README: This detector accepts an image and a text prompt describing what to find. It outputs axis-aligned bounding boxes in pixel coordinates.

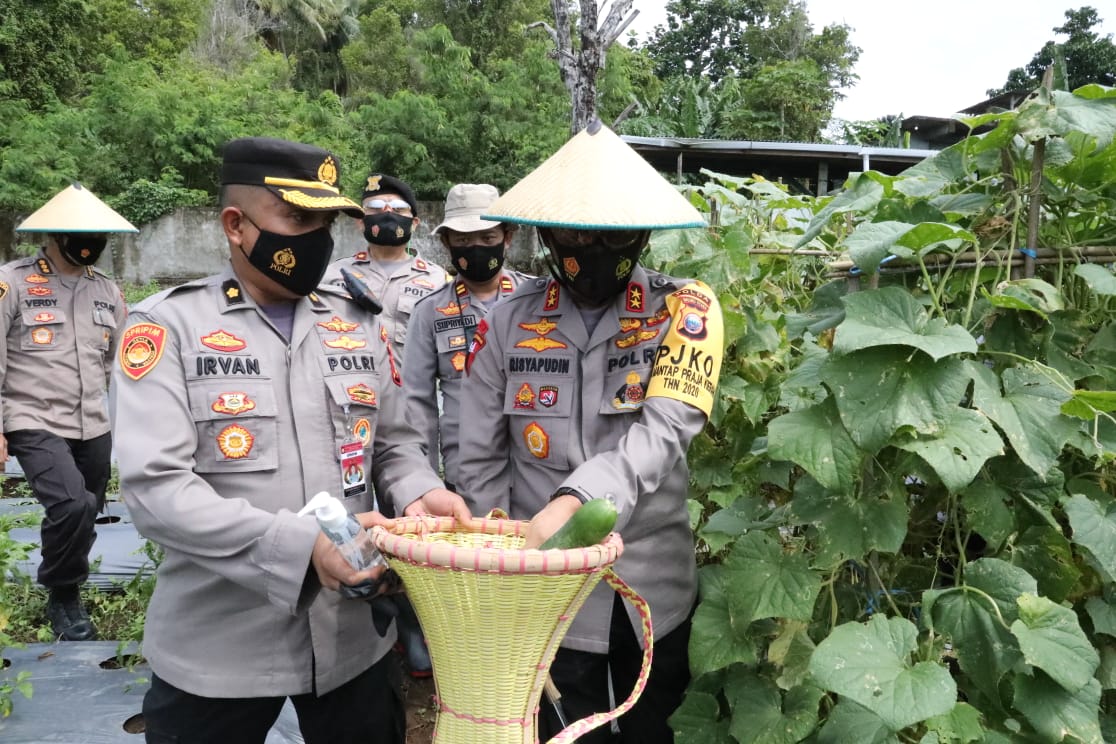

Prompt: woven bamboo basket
[372,514,652,744]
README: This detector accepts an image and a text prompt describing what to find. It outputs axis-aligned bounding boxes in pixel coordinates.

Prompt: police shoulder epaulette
[3,255,38,273]
[647,270,690,292]
[413,282,451,308]
[131,280,203,314]
[524,277,550,294]
[313,282,350,300]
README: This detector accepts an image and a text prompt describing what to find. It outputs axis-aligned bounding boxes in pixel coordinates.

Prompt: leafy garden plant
[0,508,40,717]
[657,85,1116,743]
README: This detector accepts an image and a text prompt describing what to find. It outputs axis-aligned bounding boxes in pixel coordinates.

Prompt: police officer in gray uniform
[110,137,469,744]
[403,183,532,491]
[323,174,446,368]
[1,184,134,641]
[458,122,724,743]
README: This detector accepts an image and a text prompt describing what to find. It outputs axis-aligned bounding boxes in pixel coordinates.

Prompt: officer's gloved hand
[338,569,403,636]
[369,595,401,636]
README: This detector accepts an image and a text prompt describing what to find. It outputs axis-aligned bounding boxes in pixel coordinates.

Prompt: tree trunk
[533,1,638,136]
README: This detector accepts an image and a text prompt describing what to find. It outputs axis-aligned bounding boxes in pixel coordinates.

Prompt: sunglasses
[363,198,412,213]
[547,227,648,251]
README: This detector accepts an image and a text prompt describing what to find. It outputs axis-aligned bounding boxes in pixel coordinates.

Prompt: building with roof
[622,91,1036,195]
[902,90,1032,150]
[621,135,937,196]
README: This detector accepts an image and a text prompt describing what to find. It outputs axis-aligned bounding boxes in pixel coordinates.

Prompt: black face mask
[60,235,108,267]
[240,214,334,297]
[545,239,645,307]
[363,213,412,246]
[450,244,504,282]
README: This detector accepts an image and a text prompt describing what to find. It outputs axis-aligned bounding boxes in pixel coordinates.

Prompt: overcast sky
[626,0,1116,122]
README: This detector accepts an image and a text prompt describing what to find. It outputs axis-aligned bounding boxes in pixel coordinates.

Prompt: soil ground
[402,673,436,743]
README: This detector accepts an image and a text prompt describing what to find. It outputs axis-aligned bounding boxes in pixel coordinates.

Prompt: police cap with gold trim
[221,137,363,218]
[361,174,418,215]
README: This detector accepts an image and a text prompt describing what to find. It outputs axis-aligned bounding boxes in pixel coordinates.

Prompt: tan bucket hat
[483,121,704,230]
[17,183,138,233]
[433,183,502,235]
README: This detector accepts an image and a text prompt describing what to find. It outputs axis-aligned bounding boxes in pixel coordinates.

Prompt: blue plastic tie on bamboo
[1018,247,1038,258]
[849,254,897,277]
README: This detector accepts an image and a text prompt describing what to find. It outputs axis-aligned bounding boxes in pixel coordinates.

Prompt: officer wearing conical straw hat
[109,137,469,742]
[1,183,135,641]
[457,120,724,742]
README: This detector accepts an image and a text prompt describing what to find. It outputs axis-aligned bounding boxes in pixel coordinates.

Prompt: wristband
[551,487,590,505]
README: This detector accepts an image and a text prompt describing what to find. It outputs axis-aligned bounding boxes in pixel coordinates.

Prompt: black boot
[46,585,96,641]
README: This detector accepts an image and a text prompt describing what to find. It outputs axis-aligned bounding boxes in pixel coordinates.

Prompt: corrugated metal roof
[620,135,937,162]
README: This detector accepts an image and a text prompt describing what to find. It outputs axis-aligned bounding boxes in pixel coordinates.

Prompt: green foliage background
[0,0,861,219]
[651,85,1116,743]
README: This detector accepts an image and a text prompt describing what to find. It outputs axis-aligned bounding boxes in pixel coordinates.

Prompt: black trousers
[142,651,406,744]
[7,429,111,588]
[539,592,694,743]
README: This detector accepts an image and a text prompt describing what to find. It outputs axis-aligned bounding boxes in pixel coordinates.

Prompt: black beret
[361,174,418,215]
[221,137,362,218]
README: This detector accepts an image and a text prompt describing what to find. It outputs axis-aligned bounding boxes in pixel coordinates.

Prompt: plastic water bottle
[298,491,387,573]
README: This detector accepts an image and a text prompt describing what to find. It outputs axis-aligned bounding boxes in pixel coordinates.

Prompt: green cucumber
[539,498,618,549]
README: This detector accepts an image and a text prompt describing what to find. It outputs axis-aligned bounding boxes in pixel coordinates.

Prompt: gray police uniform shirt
[323,251,447,367]
[109,266,443,698]
[457,266,722,653]
[402,270,532,486]
[0,251,126,439]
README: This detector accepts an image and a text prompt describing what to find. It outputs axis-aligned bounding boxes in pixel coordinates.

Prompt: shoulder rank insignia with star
[222,279,245,306]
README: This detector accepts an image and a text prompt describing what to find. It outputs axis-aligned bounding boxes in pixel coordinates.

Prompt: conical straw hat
[17,183,139,233]
[483,121,704,231]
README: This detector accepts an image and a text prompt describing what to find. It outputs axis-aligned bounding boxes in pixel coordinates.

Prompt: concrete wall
[6,201,546,285]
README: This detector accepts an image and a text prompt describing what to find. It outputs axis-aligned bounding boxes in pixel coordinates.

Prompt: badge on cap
[318,156,338,186]
[119,323,168,381]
